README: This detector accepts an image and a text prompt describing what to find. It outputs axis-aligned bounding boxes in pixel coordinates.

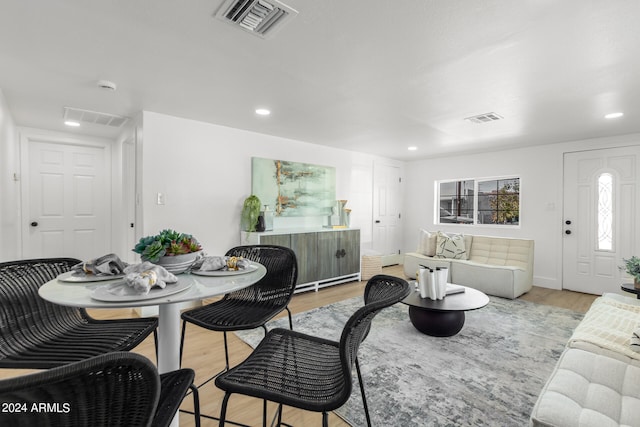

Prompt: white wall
[0,89,19,261]
[139,111,394,256]
[403,133,640,289]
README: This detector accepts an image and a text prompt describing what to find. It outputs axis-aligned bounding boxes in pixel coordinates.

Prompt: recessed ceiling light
[255,108,271,116]
[96,80,117,91]
[408,146,417,151]
[604,112,624,119]
[64,120,80,127]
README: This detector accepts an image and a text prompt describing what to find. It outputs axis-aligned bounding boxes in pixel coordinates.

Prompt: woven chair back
[0,258,82,361]
[340,274,410,390]
[224,245,298,305]
[0,352,160,427]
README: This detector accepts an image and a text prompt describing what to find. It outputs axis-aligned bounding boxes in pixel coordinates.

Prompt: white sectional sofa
[530,293,640,427]
[403,230,534,299]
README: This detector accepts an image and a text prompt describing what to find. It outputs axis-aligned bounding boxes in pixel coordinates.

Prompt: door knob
[565,220,572,225]
[565,230,571,235]
[375,220,381,223]
[30,221,38,227]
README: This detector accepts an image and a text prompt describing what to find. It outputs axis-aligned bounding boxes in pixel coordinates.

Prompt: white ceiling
[1,0,639,161]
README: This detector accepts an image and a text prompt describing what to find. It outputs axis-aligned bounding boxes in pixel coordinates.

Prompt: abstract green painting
[252,157,336,217]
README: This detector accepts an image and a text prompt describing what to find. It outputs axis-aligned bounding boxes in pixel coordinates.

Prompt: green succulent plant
[133,229,202,262]
[241,195,262,232]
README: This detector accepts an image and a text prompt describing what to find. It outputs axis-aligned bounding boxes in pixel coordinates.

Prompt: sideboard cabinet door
[317,230,360,280]
[338,229,360,276]
[317,231,339,281]
[290,232,318,285]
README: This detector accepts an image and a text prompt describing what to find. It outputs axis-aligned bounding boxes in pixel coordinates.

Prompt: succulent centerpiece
[133,229,203,273]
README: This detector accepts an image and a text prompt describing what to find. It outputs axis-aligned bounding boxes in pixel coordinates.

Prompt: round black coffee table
[401,286,489,337]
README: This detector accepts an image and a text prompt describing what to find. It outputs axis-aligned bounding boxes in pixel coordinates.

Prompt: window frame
[435,175,521,227]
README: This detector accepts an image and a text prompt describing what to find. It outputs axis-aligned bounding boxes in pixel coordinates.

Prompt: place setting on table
[40,228,267,314]
[53,252,263,303]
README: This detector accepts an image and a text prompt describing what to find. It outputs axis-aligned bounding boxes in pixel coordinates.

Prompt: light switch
[157,193,165,205]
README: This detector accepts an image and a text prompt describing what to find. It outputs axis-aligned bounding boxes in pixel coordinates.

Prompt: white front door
[562,146,640,294]
[372,162,402,265]
[21,134,111,260]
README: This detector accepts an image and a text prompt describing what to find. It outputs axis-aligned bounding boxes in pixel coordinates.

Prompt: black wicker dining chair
[180,245,298,382]
[0,258,158,369]
[0,351,200,427]
[214,274,410,427]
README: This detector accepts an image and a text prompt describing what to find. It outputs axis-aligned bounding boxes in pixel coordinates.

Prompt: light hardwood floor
[1,265,597,426]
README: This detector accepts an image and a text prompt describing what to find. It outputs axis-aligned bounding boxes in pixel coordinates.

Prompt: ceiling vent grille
[465,112,503,124]
[63,107,129,127]
[215,0,298,39]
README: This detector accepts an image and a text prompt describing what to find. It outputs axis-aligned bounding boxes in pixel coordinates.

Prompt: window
[478,178,520,225]
[437,177,520,226]
[597,172,613,251]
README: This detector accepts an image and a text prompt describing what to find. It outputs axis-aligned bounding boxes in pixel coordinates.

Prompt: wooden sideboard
[241,228,361,292]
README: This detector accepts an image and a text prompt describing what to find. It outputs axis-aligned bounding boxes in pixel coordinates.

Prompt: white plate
[58,271,125,283]
[91,280,192,302]
[191,263,259,276]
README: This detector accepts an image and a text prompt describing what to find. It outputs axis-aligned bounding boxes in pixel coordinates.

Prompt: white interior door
[22,136,111,260]
[562,146,640,294]
[372,162,402,265]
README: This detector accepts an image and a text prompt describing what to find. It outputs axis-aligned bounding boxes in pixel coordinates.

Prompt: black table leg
[408,306,465,337]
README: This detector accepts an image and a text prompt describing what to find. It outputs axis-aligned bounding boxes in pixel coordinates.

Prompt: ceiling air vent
[215,0,298,39]
[63,107,129,128]
[465,112,503,124]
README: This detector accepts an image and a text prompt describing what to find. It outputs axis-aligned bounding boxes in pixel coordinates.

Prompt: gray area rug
[235,295,583,426]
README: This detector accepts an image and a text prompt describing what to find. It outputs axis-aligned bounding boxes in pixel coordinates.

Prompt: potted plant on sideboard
[241,195,262,232]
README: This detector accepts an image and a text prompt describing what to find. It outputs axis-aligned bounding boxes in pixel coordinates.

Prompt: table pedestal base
[408,306,465,337]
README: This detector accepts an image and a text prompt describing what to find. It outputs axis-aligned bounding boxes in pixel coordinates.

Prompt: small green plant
[241,195,262,232]
[622,256,640,282]
[133,229,202,262]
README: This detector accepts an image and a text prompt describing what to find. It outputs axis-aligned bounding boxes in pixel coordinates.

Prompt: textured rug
[236,295,583,426]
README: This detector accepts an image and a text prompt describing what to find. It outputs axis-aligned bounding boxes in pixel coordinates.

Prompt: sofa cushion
[468,235,531,270]
[435,232,467,259]
[530,348,640,427]
[452,260,528,299]
[417,229,437,256]
[403,252,452,280]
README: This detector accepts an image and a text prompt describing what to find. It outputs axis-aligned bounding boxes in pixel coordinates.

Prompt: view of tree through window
[438,177,520,226]
[478,178,520,225]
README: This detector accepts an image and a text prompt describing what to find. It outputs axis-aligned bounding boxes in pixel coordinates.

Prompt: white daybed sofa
[403,230,534,299]
[530,293,640,427]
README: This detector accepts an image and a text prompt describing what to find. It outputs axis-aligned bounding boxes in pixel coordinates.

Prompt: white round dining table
[38,264,266,374]
[39,264,266,427]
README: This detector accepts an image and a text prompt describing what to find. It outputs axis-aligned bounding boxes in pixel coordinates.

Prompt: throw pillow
[632,328,640,353]
[417,229,437,256]
[435,232,467,259]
